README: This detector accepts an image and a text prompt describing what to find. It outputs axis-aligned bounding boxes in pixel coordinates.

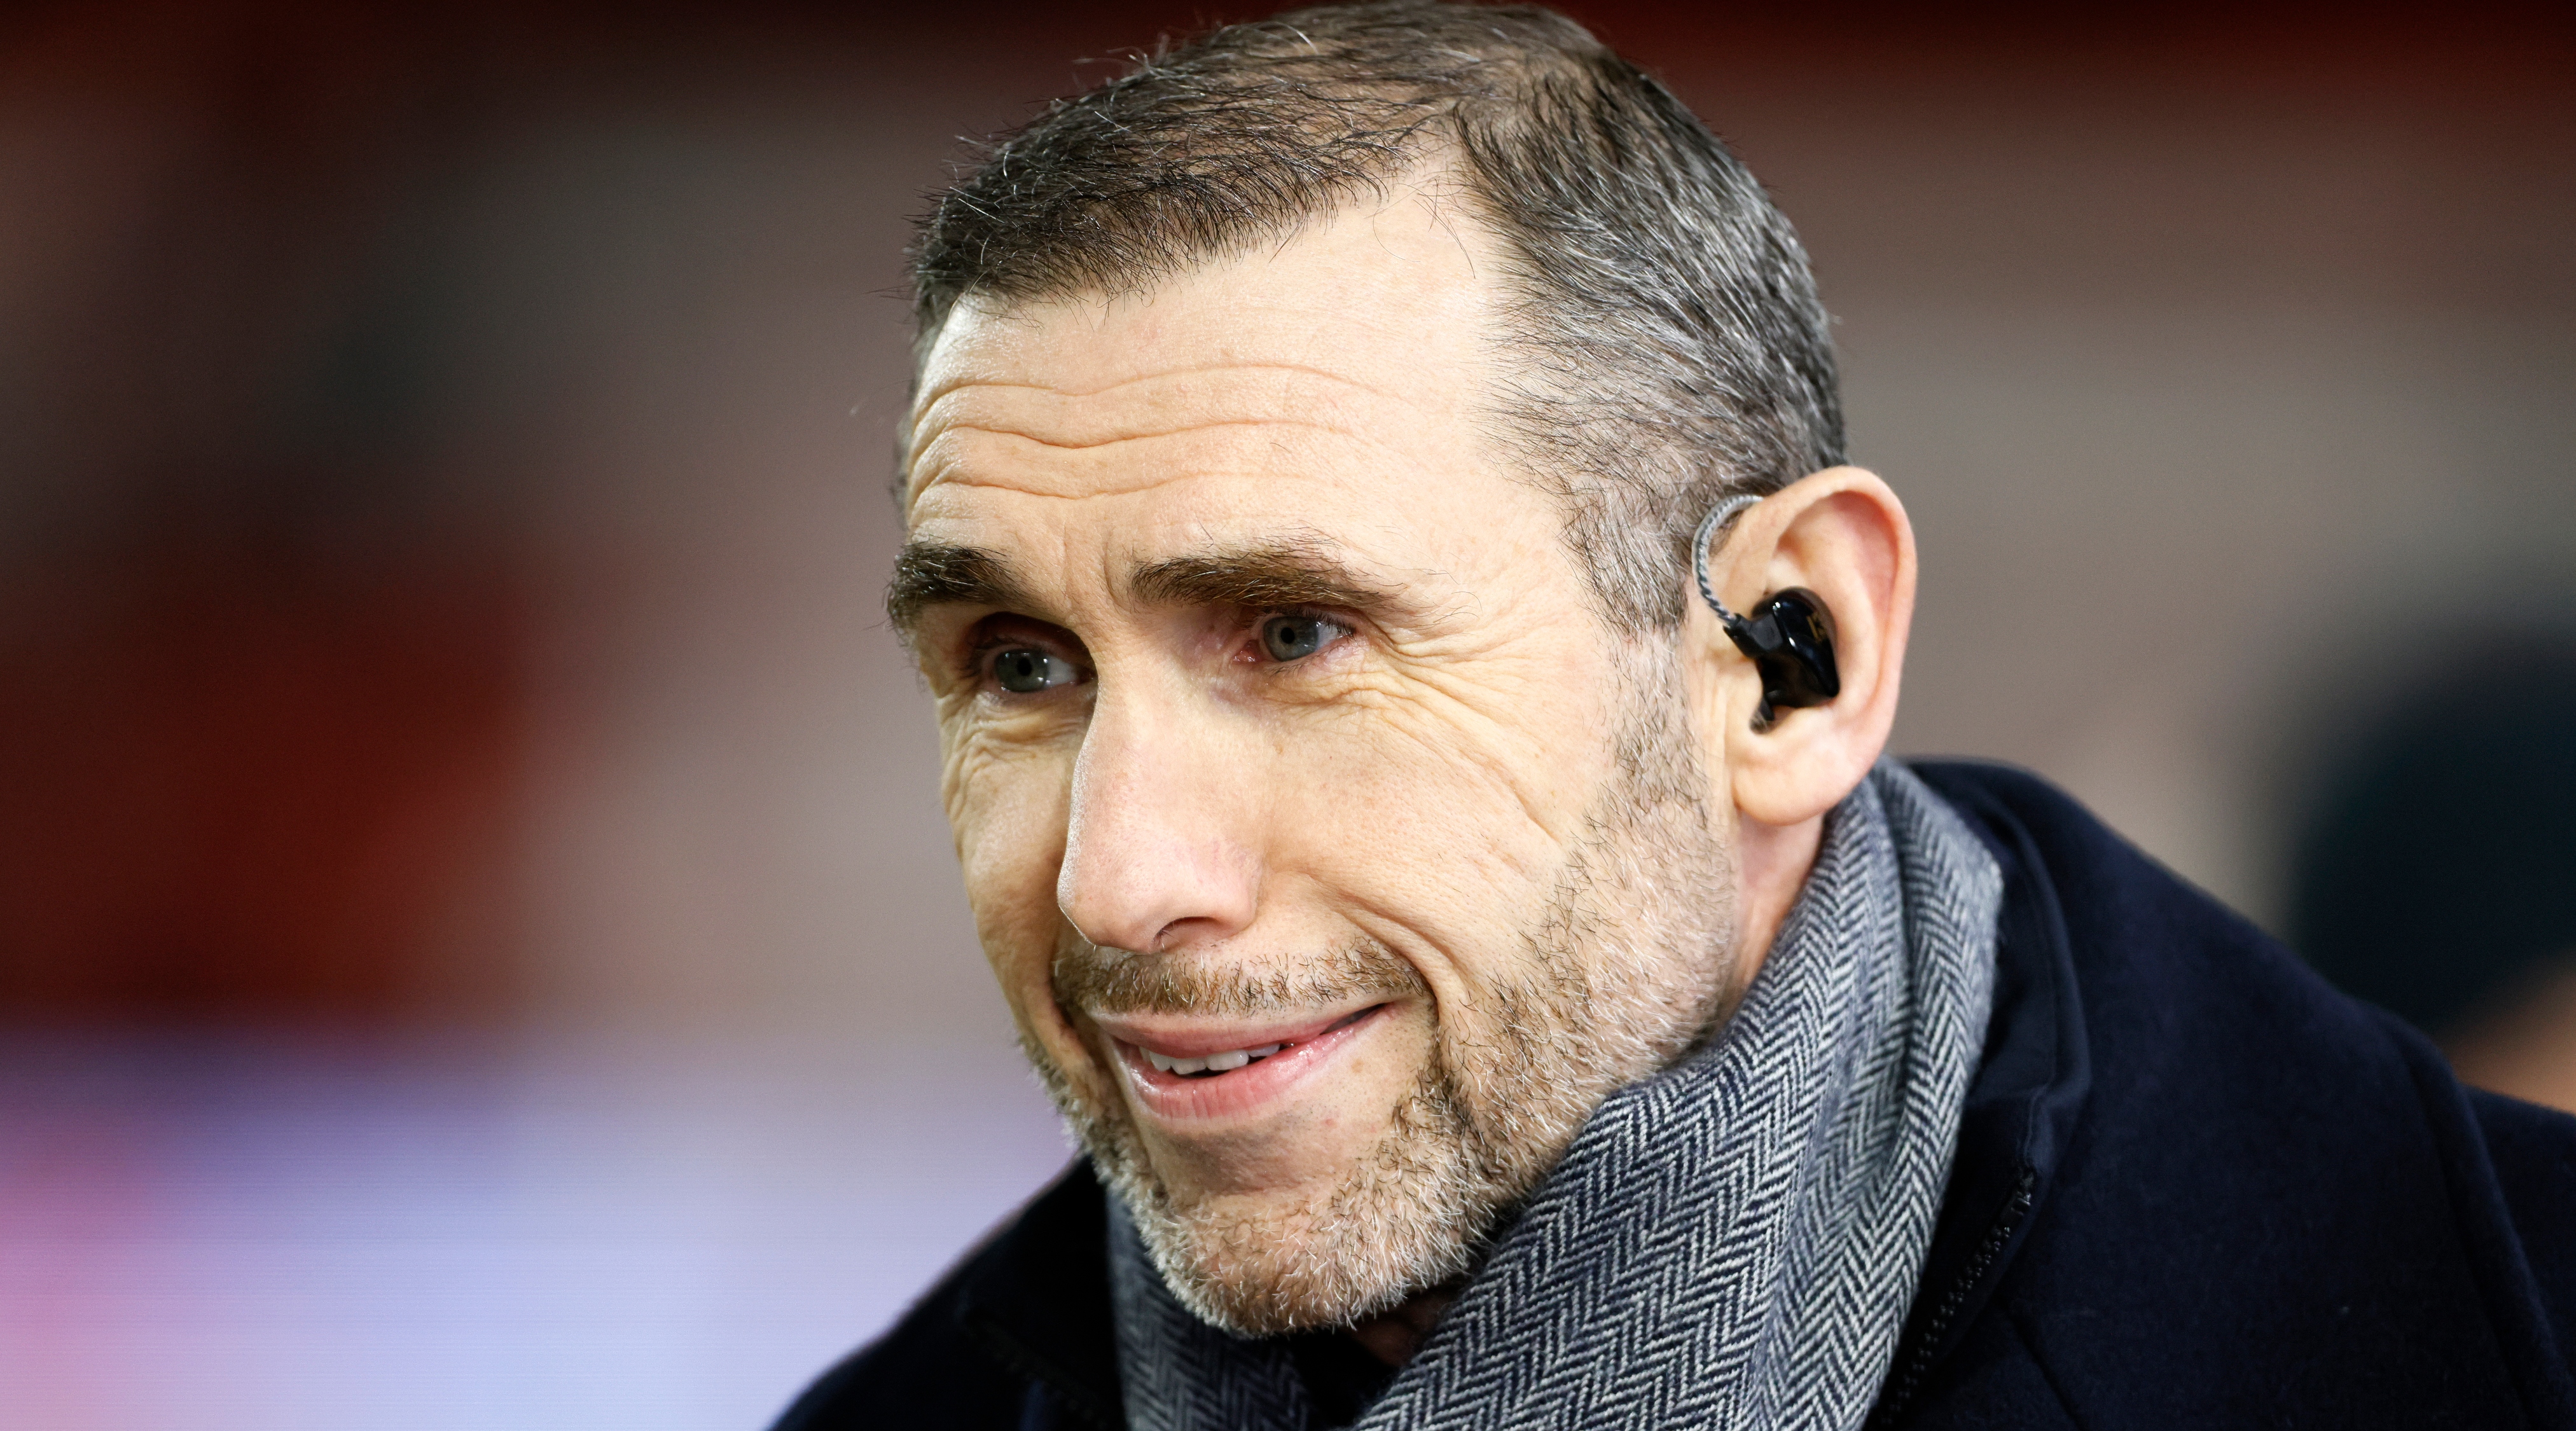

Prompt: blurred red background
[5,0,2568,1025]
[3,4,2571,1427]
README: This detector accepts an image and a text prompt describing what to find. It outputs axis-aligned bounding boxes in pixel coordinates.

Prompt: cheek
[945,728,1076,1021]
[1267,702,1591,995]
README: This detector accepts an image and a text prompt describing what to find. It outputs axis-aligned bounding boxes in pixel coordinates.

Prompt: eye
[990,646,1081,693]
[1258,613,1347,663]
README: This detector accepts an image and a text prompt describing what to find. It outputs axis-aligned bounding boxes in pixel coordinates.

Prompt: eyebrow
[885,536,1425,640]
[885,543,1032,637]
[1129,541,1411,616]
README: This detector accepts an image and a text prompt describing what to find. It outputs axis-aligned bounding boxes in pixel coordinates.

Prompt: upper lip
[1086,1000,1384,1060]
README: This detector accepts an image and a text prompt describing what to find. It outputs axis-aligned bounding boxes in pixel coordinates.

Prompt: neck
[1346,1287,1461,1367]
[1734,810,1824,981]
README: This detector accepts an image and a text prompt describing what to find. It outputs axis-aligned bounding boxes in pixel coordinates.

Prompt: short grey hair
[907,0,1843,632]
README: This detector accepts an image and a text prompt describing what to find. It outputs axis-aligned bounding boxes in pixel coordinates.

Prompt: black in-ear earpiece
[1726,588,1839,727]
[1692,495,1843,730]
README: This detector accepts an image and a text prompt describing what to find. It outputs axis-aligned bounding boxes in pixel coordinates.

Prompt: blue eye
[992,647,1079,693]
[1259,614,1343,663]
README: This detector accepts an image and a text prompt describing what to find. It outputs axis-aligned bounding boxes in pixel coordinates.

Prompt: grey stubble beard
[1020,646,1739,1338]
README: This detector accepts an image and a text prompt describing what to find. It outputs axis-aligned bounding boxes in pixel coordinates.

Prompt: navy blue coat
[775,762,2576,1428]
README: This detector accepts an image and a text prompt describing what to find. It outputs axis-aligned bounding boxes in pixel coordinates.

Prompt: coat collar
[950,759,2096,1431]
[950,1160,1126,1428]
[1873,760,2097,1423]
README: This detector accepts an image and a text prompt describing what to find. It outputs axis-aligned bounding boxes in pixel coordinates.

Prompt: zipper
[1872,1165,2039,1427]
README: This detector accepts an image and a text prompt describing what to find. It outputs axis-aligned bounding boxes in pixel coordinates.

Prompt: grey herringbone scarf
[1108,760,2002,1431]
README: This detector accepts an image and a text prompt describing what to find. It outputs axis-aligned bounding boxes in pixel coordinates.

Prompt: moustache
[1051,930,1428,1019]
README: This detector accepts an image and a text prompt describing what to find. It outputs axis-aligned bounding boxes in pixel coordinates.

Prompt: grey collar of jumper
[1107,759,2003,1431]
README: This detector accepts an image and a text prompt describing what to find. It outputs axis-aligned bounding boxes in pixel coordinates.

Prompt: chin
[1030,1028,1515,1335]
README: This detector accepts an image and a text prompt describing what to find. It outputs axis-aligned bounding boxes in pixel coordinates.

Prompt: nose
[1055,683,1260,955]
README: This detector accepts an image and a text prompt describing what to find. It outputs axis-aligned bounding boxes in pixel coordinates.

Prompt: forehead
[900,190,1536,573]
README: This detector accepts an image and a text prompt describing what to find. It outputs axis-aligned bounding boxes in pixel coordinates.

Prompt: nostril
[1150,915,1234,955]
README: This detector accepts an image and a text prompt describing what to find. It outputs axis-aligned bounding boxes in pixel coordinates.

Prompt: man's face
[896,191,1745,1333]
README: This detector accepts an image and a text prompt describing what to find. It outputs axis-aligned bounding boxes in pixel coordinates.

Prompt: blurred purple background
[3,1,2571,1425]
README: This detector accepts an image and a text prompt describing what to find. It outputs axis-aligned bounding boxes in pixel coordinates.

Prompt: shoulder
[1906,761,2576,1427]
[770,1162,1123,1431]
[2467,1088,2576,1383]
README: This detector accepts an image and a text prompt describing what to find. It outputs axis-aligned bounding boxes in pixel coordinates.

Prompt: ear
[1682,466,1916,901]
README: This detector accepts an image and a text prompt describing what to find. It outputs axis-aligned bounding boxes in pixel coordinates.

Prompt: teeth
[1143,1042,1286,1077]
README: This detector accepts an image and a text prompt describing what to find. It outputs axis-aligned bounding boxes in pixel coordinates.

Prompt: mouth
[1092,1002,1394,1123]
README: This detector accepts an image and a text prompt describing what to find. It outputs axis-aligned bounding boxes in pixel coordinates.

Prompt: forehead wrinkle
[906,422,1416,515]
[929,415,1359,456]
[903,364,1395,477]
[910,360,1394,417]
[903,367,1422,506]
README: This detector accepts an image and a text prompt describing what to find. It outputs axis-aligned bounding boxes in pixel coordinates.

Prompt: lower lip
[1115,1005,1388,1123]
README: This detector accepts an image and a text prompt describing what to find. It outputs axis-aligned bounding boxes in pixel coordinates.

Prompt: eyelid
[961,619,1091,686]
[1262,602,1355,626]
